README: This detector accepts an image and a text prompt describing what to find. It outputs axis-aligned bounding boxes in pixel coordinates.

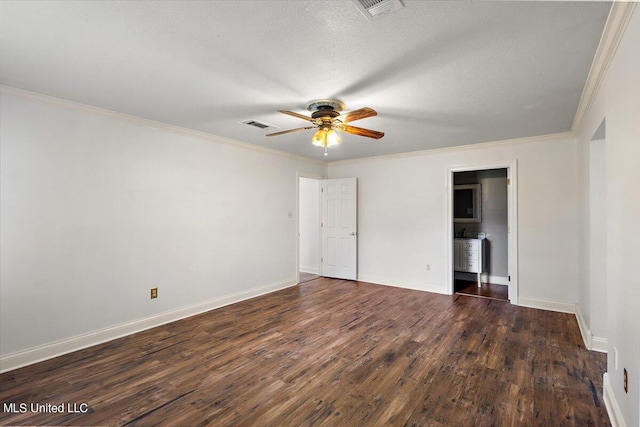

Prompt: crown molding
[0,85,328,167]
[327,131,574,167]
[571,1,638,134]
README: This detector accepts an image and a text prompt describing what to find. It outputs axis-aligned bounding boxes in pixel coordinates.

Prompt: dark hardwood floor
[455,279,509,301]
[0,278,609,426]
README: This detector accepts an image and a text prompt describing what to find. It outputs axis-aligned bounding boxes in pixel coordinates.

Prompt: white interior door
[321,178,357,280]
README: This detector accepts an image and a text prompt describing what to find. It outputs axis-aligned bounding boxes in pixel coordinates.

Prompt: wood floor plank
[0,278,609,426]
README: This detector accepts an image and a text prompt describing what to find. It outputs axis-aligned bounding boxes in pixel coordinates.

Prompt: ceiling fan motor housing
[307,99,345,113]
[308,99,344,127]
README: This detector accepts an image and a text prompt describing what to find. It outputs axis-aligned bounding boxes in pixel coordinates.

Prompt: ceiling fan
[267,99,384,156]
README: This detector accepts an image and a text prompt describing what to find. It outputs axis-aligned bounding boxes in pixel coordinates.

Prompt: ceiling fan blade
[279,110,314,122]
[338,124,384,139]
[337,107,377,123]
[266,126,315,137]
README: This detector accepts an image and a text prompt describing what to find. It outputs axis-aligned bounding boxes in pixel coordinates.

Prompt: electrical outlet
[150,287,158,299]
[624,368,628,393]
[426,264,431,271]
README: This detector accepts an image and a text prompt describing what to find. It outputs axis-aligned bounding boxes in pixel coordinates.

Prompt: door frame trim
[445,160,519,304]
[296,171,325,284]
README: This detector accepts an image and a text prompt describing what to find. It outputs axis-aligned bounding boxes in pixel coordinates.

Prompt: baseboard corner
[574,304,592,349]
[591,336,608,353]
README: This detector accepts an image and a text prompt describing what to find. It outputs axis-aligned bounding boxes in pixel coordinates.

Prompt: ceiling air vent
[240,119,278,132]
[352,0,404,21]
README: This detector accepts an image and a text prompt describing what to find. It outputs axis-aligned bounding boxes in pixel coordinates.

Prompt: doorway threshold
[454,280,508,302]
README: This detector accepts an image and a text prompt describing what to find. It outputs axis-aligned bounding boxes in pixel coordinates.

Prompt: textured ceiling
[0,1,611,161]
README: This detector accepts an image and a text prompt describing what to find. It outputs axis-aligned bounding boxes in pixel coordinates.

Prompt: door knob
[350,232,357,236]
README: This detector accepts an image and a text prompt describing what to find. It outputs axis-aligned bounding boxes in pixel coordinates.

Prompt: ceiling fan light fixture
[311,128,340,148]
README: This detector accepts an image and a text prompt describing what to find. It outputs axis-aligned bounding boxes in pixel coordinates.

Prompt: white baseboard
[603,372,626,427]
[591,336,608,353]
[574,304,608,353]
[454,272,509,286]
[300,267,320,275]
[485,275,509,286]
[517,297,575,314]
[357,275,446,295]
[0,278,297,373]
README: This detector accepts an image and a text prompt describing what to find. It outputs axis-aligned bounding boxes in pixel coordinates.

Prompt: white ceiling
[0,1,611,161]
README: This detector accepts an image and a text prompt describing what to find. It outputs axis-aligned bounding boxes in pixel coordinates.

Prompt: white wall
[576,8,640,426]
[0,90,326,365]
[299,177,320,274]
[589,139,607,340]
[328,135,579,306]
[576,132,592,335]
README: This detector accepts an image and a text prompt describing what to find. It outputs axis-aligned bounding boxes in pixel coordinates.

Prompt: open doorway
[453,169,509,301]
[297,174,359,283]
[298,175,321,284]
[446,161,519,304]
